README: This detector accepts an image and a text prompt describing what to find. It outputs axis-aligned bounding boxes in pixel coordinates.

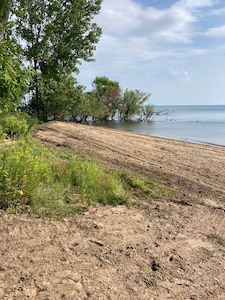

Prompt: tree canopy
[92,76,121,120]
[0,1,154,122]
[119,89,150,121]
[14,0,102,75]
[12,0,102,120]
[0,0,31,113]
[0,0,12,41]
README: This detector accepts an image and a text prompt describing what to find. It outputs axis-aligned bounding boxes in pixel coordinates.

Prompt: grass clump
[119,171,171,199]
[0,138,128,218]
[0,139,53,210]
[207,234,225,246]
[49,154,128,207]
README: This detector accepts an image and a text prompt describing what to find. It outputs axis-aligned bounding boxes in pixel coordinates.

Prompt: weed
[207,234,225,246]
[119,171,171,199]
[147,180,171,199]
[119,171,147,190]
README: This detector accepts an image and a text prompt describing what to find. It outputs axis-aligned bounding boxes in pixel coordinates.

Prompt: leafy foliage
[0,39,31,113]
[0,124,6,140]
[119,89,151,120]
[0,114,28,137]
[15,0,102,74]
[0,139,52,209]
[0,0,12,41]
[0,112,37,138]
[28,74,84,121]
[13,0,102,120]
[71,91,108,122]
[92,76,121,120]
[1,0,154,124]
[143,104,154,120]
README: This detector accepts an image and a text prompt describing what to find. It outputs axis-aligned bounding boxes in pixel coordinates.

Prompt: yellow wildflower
[18,190,24,196]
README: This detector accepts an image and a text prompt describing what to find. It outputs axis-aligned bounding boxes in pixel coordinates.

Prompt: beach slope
[0,121,225,299]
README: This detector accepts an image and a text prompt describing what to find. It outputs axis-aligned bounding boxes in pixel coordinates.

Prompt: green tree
[92,76,121,120]
[71,92,108,122]
[14,0,102,120]
[28,74,83,121]
[0,1,30,113]
[0,40,30,113]
[142,104,154,121]
[119,89,150,121]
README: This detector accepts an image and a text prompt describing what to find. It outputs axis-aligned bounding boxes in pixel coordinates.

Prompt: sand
[0,121,225,299]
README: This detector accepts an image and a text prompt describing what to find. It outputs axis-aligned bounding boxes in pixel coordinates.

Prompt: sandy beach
[35,121,225,206]
[1,121,225,299]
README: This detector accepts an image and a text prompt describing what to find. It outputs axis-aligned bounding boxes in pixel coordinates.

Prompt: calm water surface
[95,105,225,146]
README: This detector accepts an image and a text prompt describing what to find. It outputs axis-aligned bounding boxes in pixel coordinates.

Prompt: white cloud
[96,0,142,36]
[205,25,225,37]
[97,0,199,43]
[77,0,225,105]
[177,0,214,9]
[211,7,225,15]
[92,0,206,73]
[170,69,191,82]
[83,0,214,78]
[93,0,220,68]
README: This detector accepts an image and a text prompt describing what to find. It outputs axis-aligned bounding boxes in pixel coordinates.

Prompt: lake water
[95,105,225,146]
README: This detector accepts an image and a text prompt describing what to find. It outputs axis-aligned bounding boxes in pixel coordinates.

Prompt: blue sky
[77,0,225,105]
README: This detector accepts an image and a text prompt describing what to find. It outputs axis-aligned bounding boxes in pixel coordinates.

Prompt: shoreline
[34,121,225,206]
[94,120,225,148]
[93,116,225,147]
[1,120,225,299]
[150,133,225,148]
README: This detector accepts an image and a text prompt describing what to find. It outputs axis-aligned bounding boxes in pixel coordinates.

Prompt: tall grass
[0,113,172,219]
[0,139,129,218]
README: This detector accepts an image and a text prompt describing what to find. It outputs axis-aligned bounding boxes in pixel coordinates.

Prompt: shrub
[0,124,6,140]
[0,113,38,139]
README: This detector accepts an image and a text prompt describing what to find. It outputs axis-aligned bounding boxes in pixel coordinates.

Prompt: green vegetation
[91,76,122,120]
[119,89,151,121]
[0,112,37,137]
[85,76,153,122]
[0,1,162,220]
[0,39,31,113]
[0,115,171,219]
[207,234,225,246]
[13,0,102,121]
[119,171,171,199]
[0,134,128,218]
[1,2,154,123]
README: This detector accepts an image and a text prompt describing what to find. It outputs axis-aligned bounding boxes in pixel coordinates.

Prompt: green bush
[2,115,28,137]
[0,113,37,138]
[0,124,6,140]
